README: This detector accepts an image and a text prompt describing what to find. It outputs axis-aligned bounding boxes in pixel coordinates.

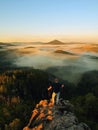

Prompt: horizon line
[0,39,98,44]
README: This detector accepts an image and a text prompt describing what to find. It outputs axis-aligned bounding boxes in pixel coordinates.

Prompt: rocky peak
[47,40,65,44]
[23,99,91,130]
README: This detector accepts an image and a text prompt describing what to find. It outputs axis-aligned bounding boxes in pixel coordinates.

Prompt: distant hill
[54,50,76,55]
[0,42,16,46]
[47,40,65,45]
[0,42,9,46]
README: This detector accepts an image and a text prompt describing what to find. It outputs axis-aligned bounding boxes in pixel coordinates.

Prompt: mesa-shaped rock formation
[23,99,91,130]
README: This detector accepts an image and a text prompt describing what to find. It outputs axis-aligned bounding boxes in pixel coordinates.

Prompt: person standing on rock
[48,78,64,105]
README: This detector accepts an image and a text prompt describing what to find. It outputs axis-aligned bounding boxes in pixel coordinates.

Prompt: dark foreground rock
[23,99,91,130]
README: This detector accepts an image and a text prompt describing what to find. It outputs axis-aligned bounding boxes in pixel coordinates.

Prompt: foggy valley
[0,40,98,83]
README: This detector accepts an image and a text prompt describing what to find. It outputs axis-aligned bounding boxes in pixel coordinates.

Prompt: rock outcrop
[23,99,91,130]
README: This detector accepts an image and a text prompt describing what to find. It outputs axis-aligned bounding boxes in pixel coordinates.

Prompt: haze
[0,40,98,83]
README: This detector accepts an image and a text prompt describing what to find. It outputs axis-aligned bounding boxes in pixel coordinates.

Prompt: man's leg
[56,92,60,105]
[51,92,56,105]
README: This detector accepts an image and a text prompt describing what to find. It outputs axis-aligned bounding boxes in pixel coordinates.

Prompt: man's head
[54,78,59,83]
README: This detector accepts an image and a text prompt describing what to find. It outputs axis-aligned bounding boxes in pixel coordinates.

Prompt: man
[48,78,64,105]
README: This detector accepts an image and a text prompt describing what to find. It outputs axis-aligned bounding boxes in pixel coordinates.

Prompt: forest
[0,68,98,130]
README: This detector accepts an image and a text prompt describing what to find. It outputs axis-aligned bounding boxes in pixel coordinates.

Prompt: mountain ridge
[23,99,91,130]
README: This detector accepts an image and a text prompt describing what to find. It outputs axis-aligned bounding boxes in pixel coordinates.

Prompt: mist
[0,41,98,83]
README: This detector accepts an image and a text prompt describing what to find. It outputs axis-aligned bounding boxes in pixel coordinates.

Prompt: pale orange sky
[0,34,98,43]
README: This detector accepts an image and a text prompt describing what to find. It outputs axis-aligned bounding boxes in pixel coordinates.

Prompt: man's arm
[48,86,52,91]
[61,84,64,88]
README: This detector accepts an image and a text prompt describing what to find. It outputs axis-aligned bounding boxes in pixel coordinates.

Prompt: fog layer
[0,42,98,83]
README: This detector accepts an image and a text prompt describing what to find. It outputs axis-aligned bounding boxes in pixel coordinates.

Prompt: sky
[0,0,98,43]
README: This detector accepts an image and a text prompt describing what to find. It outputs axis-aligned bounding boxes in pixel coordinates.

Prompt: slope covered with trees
[0,69,98,130]
[0,68,50,130]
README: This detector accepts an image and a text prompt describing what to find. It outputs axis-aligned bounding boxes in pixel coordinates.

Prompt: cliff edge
[23,99,91,130]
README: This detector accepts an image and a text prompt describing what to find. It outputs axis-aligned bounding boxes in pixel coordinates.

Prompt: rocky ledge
[23,99,91,130]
